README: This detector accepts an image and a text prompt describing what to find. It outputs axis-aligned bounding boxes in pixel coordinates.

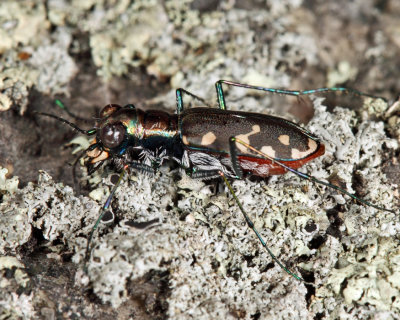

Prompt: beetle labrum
[37,80,396,281]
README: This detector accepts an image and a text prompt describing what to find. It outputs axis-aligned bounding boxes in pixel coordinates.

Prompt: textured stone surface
[1,1,400,319]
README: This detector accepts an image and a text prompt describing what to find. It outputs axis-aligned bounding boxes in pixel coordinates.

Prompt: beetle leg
[229,136,244,179]
[215,80,228,110]
[215,80,385,103]
[218,171,304,282]
[186,168,222,180]
[232,137,397,215]
[85,167,128,267]
[181,164,304,280]
[69,148,87,193]
[126,160,156,174]
[176,88,212,115]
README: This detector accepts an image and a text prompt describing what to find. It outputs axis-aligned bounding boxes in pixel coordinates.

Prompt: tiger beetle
[36,80,397,281]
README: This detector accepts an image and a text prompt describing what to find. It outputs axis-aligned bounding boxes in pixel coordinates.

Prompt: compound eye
[100,123,125,148]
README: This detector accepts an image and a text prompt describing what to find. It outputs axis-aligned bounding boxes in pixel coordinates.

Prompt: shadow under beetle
[37,80,397,281]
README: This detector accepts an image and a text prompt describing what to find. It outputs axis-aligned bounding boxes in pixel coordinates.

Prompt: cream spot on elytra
[200,132,217,146]
[308,138,317,151]
[278,134,290,146]
[260,146,276,158]
[291,138,318,159]
[235,125,261,153]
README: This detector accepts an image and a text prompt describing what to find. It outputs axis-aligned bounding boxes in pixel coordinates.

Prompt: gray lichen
[82,98,399,318]
[0,1,77,114]
[1,1,400,319]
[0,256,33,319]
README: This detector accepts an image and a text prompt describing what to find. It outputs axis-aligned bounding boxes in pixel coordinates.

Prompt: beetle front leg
[85,167,128,266]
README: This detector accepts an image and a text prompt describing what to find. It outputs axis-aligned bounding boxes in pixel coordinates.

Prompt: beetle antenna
[35,111,97,136]
[54,99,94,122]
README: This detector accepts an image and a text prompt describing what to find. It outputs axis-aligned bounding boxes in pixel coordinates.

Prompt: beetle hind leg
[232,137,397,215]
[215,80,385,103]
